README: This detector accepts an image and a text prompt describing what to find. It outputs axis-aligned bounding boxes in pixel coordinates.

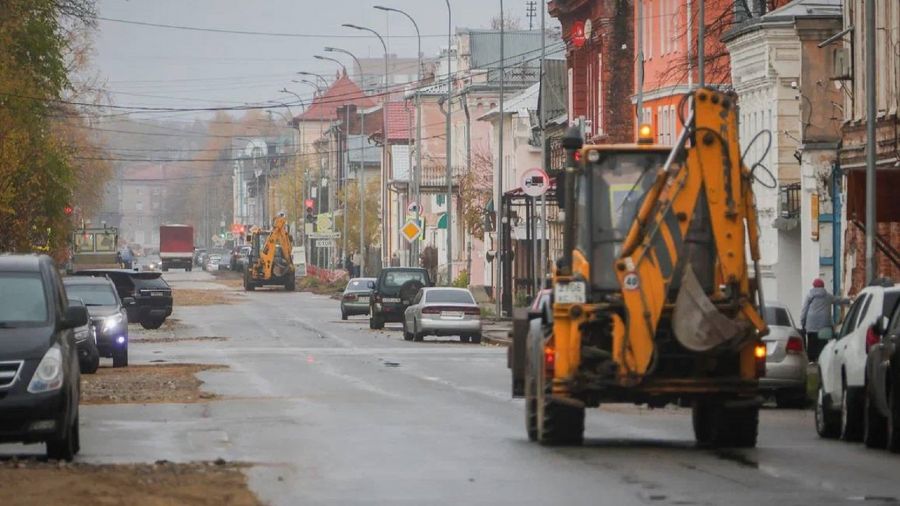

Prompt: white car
[816,280,900,440]
[403,287,482,343]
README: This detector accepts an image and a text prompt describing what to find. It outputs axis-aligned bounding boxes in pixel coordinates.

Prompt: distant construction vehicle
[243,215,295,291]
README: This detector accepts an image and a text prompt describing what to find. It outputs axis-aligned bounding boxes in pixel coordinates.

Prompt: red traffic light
[571,20,585,48]
[64,205,74,216]
[304,199,314,209]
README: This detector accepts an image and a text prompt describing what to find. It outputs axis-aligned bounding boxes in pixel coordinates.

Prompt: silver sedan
[760,301,809,408]
[403,287,482,343]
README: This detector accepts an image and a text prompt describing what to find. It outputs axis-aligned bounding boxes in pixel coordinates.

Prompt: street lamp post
[496,0,505,315]
[297,71,328,90]
[444,0,453,286]
[374,5,422,265]
[343,23,390,270]
[314,55,347,75]
[292,79,323,96]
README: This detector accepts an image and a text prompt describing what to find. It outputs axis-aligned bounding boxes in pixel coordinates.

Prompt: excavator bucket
[672,265,746,352]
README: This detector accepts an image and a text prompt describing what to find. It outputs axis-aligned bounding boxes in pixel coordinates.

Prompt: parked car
[863,295,900,450]
[63,276,131,368]
[0,255,84,461]
[67,298,99,374]
[204,253,222,271]
[72,269,172,330]
[368,267,431,329]
[231,246,250,271]
[219,249,234,270]
[759,301,808,408]
[403,287,482,343]
[816,279,900,440]
[193,248,207,267]
[341,277,376,320]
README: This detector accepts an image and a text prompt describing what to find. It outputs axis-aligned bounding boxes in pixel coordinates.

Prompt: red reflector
[343,293,357,301]
[866,326,880,353]
[786,336,804,354]
[422,307,441,314]
[463,307,480,316]
[574,150,582,161]
[544,346,555,370]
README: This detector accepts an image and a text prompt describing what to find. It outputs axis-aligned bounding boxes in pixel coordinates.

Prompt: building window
[135,200,143,212]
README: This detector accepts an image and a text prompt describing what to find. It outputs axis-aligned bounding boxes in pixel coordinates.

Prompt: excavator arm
[258,215,294,280]
[610,88,768,380]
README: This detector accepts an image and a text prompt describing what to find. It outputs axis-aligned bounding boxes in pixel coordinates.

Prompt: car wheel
[816,384,841,438]
[887,381,900,452]
[864,383,887,449]
[186,266,192,272]
[141,319,164,330]
[402,321,413,341]
[470,333,482,344]
[341,310,348,321]
[841,384,864,441]
[113,348,128,368]
[82,348,100,374]
[370,316,384,330]
[460,335,470,343]
[413,324,424,342]
[46,415,78,461]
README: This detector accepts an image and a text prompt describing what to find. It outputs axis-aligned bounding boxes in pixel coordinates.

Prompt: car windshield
[425,290,475,304]
[346,279,374,292]
[65,283,118,306]
[0,273,48,325]
[763,306,793,327]
[381,271,427,288]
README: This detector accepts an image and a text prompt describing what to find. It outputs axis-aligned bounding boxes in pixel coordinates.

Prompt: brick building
[549,0,635,143]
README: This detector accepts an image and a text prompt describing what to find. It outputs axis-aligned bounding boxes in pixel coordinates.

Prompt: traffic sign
[401,220,422,242]
[315,239,335,248]
[521,168,550,197]
[308,232,341,239]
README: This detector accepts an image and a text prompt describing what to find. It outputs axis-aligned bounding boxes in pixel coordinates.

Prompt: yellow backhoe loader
[243,215,295,291]
[509,88,769,448]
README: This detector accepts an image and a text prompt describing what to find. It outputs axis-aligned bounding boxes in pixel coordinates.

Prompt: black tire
[186,266,192,272]
[816,384,841,438]
[46,415,78,461]
[341,310,348,321]
[537,396,585,446]
[243,270,255,292]
[887,381,900,452]
[841,384,864,442]
[470,333,482,344]
[370,316,384,330]
[460,335,470,343]
[82,349,100,375]
[692,400,759,448]
[285,276,295,291]
[113,348,128,368]
[775,390,808,409]
[864,384,887,449]
[141,319,163,330]
[413,324,424,342]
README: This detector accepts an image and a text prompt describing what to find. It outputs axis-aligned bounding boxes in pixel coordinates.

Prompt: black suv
[64,276,131,367]
[73,269,172,329]
[0,255,85,461]
[369,267,431,329]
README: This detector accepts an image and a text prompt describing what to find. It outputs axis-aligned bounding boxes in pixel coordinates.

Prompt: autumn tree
[457,144,494,240]
[334,177,381,256]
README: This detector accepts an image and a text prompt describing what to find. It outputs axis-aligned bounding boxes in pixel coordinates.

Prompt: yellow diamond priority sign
[401,220,422,242]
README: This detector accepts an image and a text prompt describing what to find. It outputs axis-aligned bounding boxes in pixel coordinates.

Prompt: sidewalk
[482,319,512,346]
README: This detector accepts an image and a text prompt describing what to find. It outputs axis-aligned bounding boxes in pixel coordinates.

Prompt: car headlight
[102,313,125,332]
[27,346,64,394]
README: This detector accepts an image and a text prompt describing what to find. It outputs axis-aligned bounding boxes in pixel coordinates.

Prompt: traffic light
[305,205,315,223]
[63,204,74,216]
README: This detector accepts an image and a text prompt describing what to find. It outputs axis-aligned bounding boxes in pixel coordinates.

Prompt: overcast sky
[90,0,552,115]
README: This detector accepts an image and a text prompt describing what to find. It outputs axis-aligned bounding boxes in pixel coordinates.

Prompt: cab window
[840,295,867,337]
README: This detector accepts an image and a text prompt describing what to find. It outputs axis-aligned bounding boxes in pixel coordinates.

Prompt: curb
[483,330,511,346]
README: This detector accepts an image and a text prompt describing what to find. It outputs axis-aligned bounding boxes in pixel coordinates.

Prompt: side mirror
[817,327,835,341]
[63,304,89,329]
[122,297,136,306]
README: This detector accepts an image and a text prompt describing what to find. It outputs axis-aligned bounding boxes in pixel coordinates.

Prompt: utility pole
[526,1,536,30]
[697,0,705,86]
[359,108,366,276]
[496,0,505,316]
[538,0,546,290]
[864,0,876,282]
[444,0,453,286]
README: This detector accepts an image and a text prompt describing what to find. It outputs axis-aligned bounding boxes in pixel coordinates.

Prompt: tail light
[463,307,480,316]
[422,306,441,314]
[343,293,357,301]
[544,345,555,379]
[866,326,880,353]
[785,336,804,354]
[754,343,766,378]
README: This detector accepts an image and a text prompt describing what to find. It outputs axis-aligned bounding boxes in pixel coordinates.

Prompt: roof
[0,254,44,272]
[723,0,842,42]
[385,102,413,142]
[296,71,376,122]
[479,81,540,120]
[62,276,115,286]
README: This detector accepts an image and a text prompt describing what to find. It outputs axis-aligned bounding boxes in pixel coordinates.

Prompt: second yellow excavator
[243,214,295,291]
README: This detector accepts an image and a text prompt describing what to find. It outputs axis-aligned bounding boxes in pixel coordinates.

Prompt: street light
[342,22,389,269]
[314,55,347,75]
[444,0,453,286]
[292,79,323,96]
[296,71,328,89]
[374,5,422,264]
[325,46,367,276]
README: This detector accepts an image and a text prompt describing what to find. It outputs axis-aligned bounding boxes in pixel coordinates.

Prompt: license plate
[441,311,463,319]
[383,297,401,303]
[358,296,369,303]
[554,281,586,304]
[151,292,165,297]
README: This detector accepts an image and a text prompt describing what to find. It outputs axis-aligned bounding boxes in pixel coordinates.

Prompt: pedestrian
[351,250,362,278]
[390,252,400,267]
[120,246,134,270]
[800,278,849,362]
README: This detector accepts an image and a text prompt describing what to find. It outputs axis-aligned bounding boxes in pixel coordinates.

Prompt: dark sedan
[72,269,172,329]
[64,276,131,368]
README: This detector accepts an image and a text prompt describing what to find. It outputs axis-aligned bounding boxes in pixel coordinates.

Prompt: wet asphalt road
[5,270,900,505]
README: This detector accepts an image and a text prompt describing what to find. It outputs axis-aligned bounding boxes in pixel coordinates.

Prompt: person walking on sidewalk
[800,278,848,362]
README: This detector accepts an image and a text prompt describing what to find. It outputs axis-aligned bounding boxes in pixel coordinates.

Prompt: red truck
[159,225,194,271]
